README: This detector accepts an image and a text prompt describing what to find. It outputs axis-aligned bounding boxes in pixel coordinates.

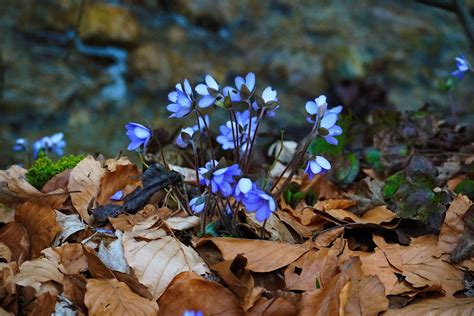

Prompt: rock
[129,43,172,89]
[79,4,140,44]
[18,1,139,44]
[323,45,365,82]
[171,0,250,28]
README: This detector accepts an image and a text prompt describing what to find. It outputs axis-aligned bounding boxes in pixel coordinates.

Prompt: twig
[63,0,87,60]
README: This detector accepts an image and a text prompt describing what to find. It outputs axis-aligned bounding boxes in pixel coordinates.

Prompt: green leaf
[455,179,474,200]
[364,147,383,172]
[383,171,404,198]
[328,152,360,184]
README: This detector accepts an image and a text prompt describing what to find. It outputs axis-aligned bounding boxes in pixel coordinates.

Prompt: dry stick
[230,108,241,163]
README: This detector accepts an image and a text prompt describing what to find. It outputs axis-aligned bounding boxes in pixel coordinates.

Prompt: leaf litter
[0,154,473,315]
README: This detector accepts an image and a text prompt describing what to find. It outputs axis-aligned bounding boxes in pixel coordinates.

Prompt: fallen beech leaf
[0,262,18,298]
[374,235,464,295]
[0,243,12,262]
[324,205,396,225]
[10,257,63,294]
[68,156,105,223]
[54,211,86,246]
[0,165,45,205]
[30,293,57,316]
[158,271,243,315]
[0,222,29,264]
[46,244,88,275]
[301,174,341,199]
[54,294,82,315]
[277,209,324,238]
[313,227,345,247]
[196,238,309,272]
[169,165,196,182]
[284,248,338,291]
[96,163,141,205]
[103,157,134,172]
[63,274,87,310]
[122,234,209,299]
[247,297,297,316]
[15,202,61,258]
[109,205,159,231]
[84,279,159,316]
[437,195,472,256]
[299,258,388,316]
[0,203,15,223]
[247,212,297,243]
[82,246,114,279]
[212,254,263,311]
[360,248,414,295]
[97,231,129,273]
[164,215,200,230]
[41,169,71,194]
[321,199,357,210]
[384,296,474,315]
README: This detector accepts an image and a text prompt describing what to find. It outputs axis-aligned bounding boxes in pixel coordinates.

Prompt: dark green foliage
[363,147,383,173]
[384,155,450,232]
[284,182,306,208]
[455,179,474,200]
[328,152,360,185]
[26,153,84,189]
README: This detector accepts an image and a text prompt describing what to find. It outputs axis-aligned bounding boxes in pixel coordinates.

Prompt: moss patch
[26,153,84,189]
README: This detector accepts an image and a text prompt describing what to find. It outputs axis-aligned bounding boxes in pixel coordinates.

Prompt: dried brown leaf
[0,222,29,264]
[0,243,12,263]
[68,156,105,224]
[122,234,209,300]
[299,257,388,316]
[30,293,57,316]
[0,165,45,205]
[384,296,474,315]
[158,271,243,315]
[196,238,309,273]
[10,257,63,294]
[437,195,472,256]
[84,279,159,316]
[284,248,338,291]
[211,254,262,311]
[164,215,200,231]
[96,163,141,206]
[246,297,297,316]
[324,205,396,225]
[374,235,464,296]
[15,202,61,258]
[63,274,87,310]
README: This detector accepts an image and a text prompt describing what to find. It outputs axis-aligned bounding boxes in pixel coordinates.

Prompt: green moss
[26,153,84,189]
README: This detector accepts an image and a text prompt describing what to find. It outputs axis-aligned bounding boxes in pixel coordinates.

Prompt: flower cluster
[124,72,343,225]
[14,133,67,158]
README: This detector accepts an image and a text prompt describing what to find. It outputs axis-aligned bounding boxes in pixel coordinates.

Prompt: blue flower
[216,110,257,151]
[233,178,253,202]
[195,75,221,108]
[110,190,124,201]
[33,133,66,158]
[13,138,28,152]
[252,86,279,117]
[223,72,256,102]
[198,161,241,197]
[125,123,152,151]
[242,185,276,222]
[167,79,194,118]
[189,196,206,214]
[320,106,343,145]
[451,55,471,79]
[176,115,210,149]
[304,156,331,180]
[305,95,329,123]
[183,311,203,316]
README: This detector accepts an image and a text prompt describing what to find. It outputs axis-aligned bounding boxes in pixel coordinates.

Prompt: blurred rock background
[0,0,473,167]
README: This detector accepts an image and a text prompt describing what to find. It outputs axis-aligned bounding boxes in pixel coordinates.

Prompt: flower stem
[244,108,266,173]
[272,120,319,197]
